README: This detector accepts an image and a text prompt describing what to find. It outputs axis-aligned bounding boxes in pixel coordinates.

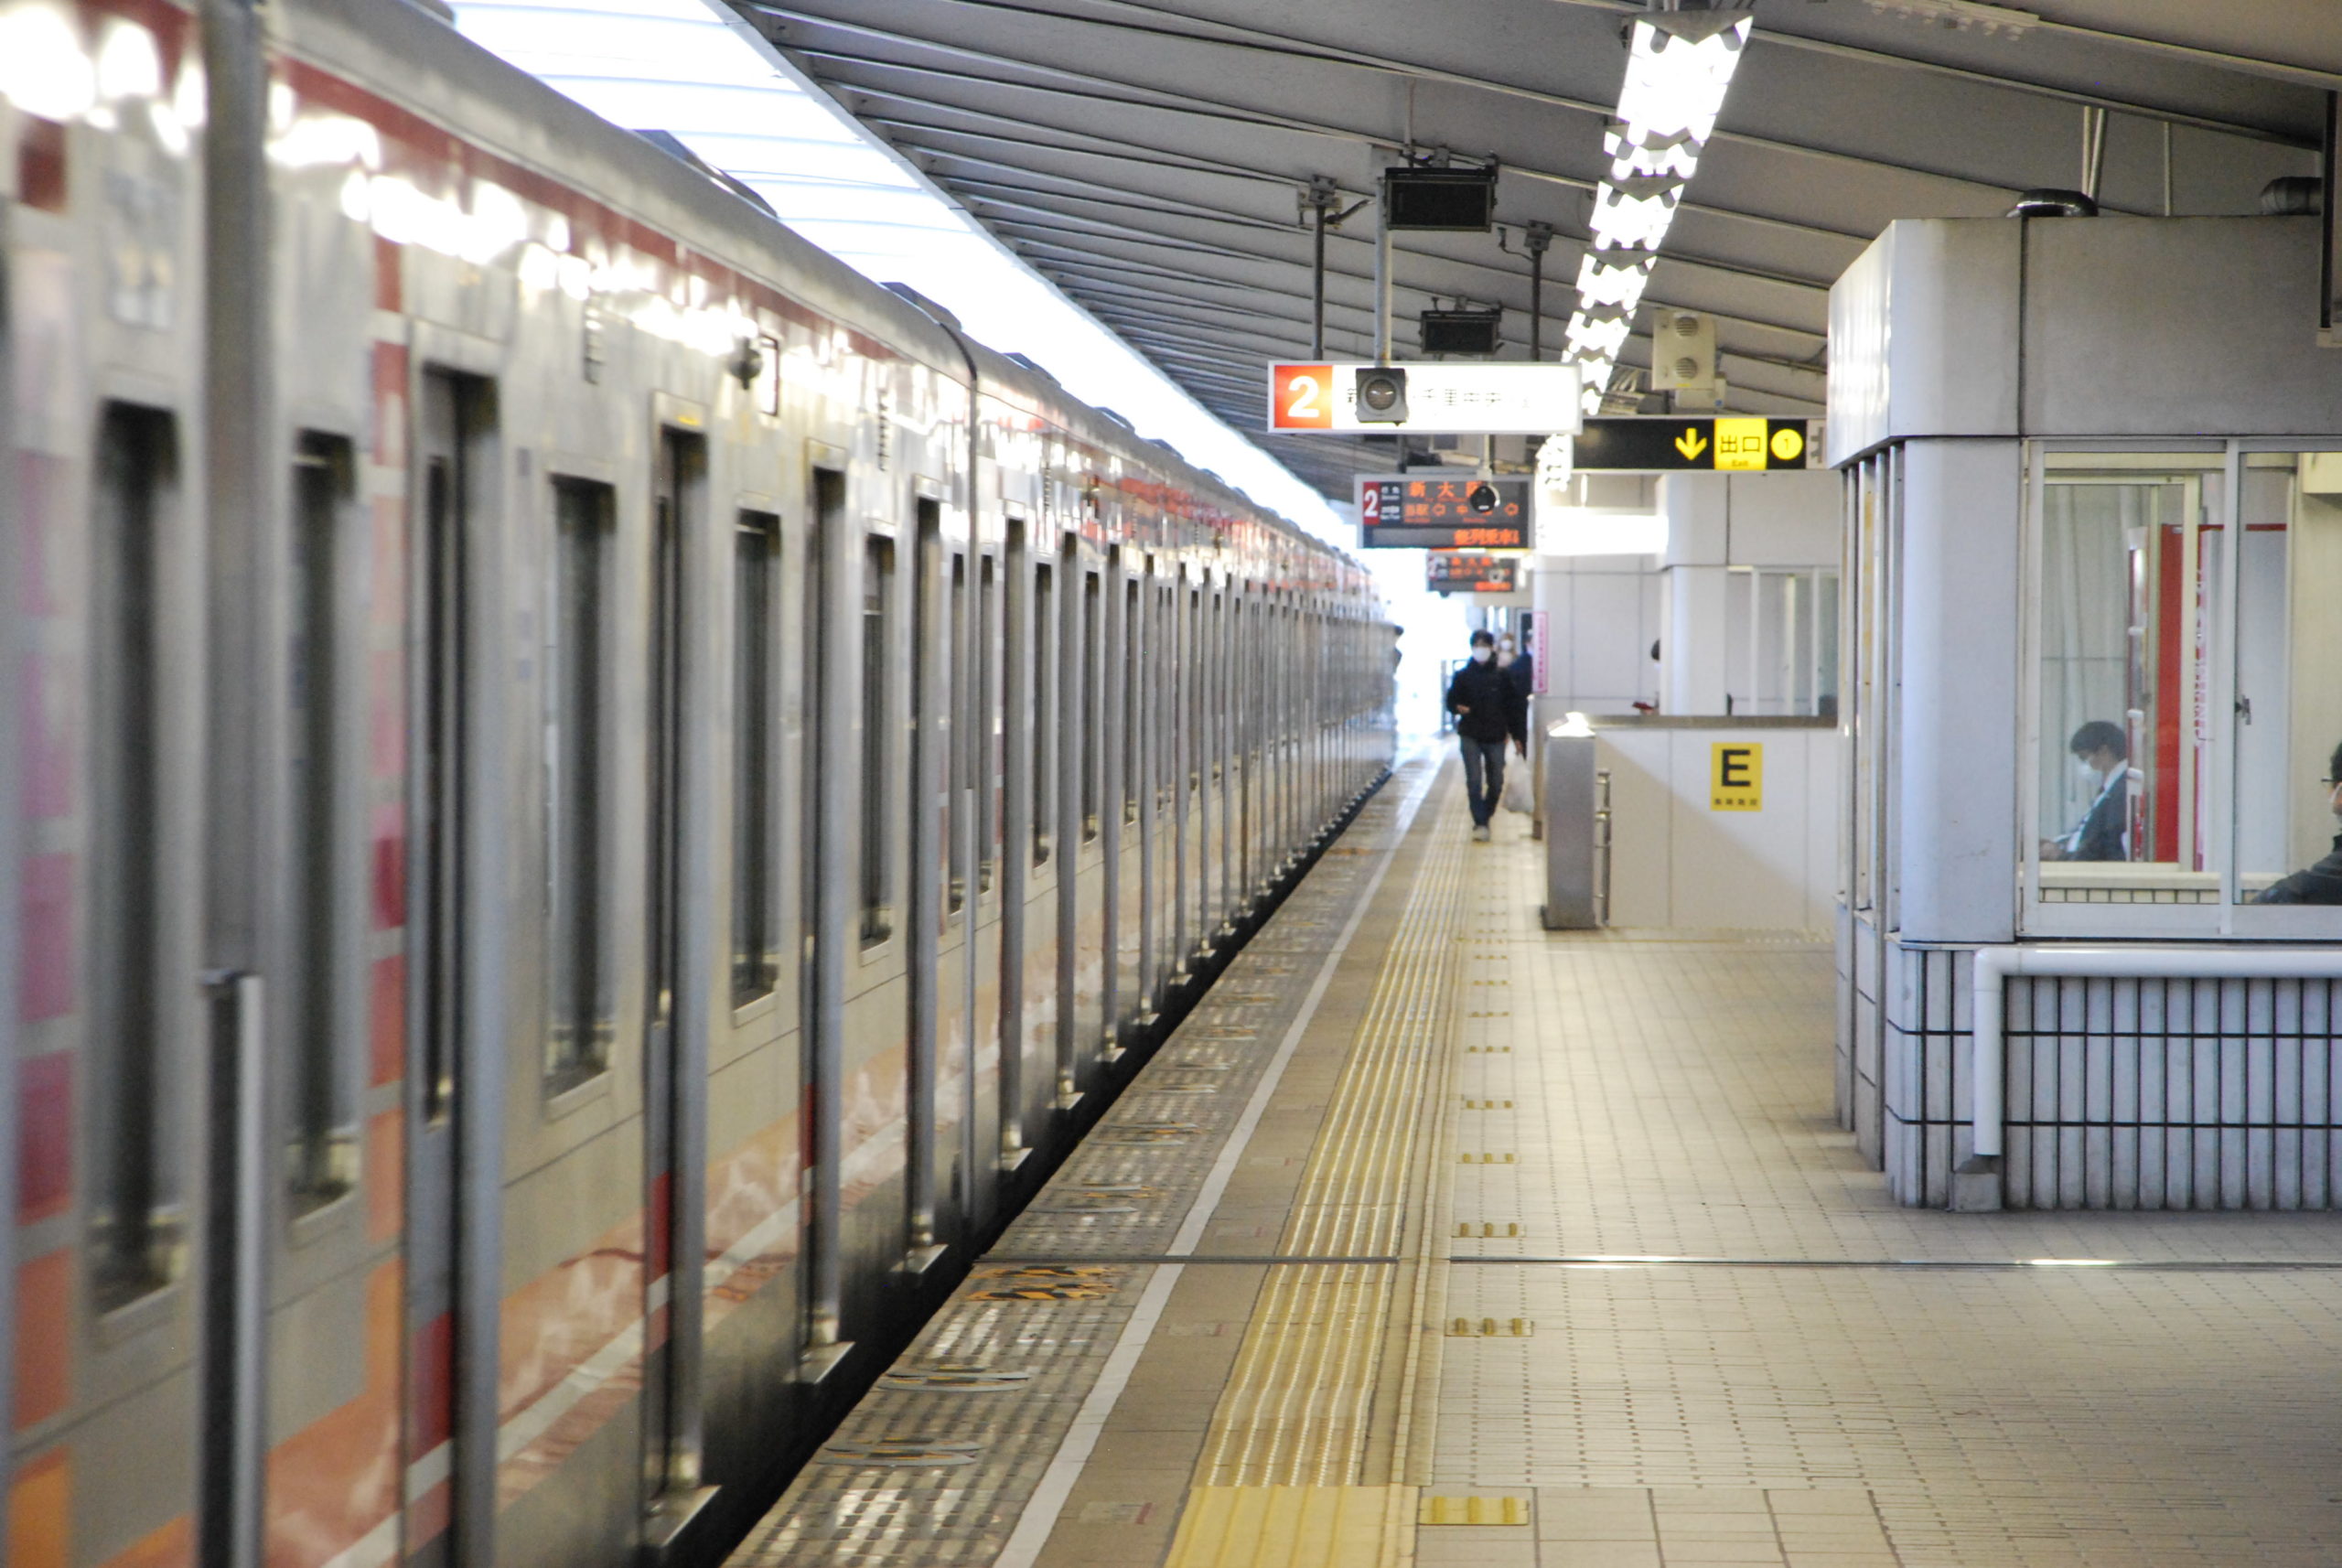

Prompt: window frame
[2021,436,2342,940]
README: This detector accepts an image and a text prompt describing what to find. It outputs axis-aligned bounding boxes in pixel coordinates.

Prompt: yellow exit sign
[1711,743,1763,811]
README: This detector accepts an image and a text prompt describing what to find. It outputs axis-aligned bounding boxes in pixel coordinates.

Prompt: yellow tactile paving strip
[1163,784,1469,1566]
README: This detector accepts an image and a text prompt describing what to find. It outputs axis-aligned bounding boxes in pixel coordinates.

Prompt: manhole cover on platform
[877,1364,1035,1391]
[818,1437,982,1466]
[1094,1122,1203,1144]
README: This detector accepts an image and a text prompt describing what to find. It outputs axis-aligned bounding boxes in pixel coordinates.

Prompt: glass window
[1123,575,1141,826]
[862,534,896,945]
[2035,456,2215,904]
[1032,556,1054,867]
[948,543,970,915]
[90,403,178,1310]
[288,433,359,1212]
[1081,564,1101,843]
[548,478,617,1084]
[978,550,999,896]
[2235,452,2342,908]
[733,510,780,1005]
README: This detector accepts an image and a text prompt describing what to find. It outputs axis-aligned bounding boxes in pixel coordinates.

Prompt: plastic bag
[1503,764,1533,815]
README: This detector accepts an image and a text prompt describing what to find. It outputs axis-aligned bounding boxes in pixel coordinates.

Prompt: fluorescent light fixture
[1616,16,1753,146]
[1561,6,1752,420]
[1537,505,1667,557]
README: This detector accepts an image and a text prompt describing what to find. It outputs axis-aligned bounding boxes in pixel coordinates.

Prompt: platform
[727,750,2342,1568]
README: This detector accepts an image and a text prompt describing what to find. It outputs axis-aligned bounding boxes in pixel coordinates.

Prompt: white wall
[1597,725,1842,931]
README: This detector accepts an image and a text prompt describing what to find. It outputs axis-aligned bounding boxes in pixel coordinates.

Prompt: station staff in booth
[2042,720,2132,863]
[1445,629,1528,843]
[2256,741,2342,905]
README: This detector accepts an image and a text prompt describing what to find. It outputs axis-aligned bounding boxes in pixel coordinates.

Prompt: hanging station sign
[1268,363,1583,434]
[1573,416,1816,471]
[1357,476,1530,550]
[1426,553,1520,595]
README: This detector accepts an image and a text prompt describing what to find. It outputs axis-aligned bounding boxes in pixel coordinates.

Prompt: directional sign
[1574,417,1814,472]
[1427,553,1519,595]
[1269,363,1582,435]
[1358,476,1530,550]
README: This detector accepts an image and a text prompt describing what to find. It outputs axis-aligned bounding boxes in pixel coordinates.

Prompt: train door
[643,427,714,1543]
[404,368,499,1568]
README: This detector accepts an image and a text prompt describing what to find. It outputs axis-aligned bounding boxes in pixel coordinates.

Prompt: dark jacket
[2256,834,2342,905]
[1446,656,1525,746]
[2064,777,2128,862]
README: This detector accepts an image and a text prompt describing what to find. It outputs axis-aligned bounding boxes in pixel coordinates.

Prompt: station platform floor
[727,749,2342,1568]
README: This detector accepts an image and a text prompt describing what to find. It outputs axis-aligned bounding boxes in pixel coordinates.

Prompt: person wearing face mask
[1445,628,1527,842]
[2041,720,2131,862]
[2255,741,2342,904]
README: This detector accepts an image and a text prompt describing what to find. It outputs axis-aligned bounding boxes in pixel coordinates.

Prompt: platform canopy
[685,0,2332,499]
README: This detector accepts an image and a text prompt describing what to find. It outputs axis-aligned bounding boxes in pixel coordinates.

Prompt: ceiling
[717,0,2337,499]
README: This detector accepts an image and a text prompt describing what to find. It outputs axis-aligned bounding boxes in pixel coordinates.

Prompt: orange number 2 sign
[1271,364,1335,429]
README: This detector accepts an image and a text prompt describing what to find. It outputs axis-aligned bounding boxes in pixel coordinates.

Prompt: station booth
[1831,214,2342,1209]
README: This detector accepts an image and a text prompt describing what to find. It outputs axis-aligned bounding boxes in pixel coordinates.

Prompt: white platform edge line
[993,760,1438,1568]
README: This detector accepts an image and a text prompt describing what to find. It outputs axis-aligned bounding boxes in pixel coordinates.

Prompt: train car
[0,1,1396,1565]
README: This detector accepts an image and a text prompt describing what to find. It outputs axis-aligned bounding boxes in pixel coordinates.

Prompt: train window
[1123,575,1140,826]
[1033,556,1054,867]
[978,551,999,896]
[288,433,360,1214]
[908,499,947,931]
[1081,562,1101,843]
[948,543,970,916]
[733,510,781,1006]
[861,533,896,945]
[90,402,181,1311]
[417,371,492,1124]
[547,478,617,1087]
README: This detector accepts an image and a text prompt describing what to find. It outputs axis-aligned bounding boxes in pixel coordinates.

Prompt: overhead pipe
[1966,944,2342,1167]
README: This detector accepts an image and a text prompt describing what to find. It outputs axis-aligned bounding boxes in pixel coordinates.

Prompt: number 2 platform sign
[1268,363,1582,435]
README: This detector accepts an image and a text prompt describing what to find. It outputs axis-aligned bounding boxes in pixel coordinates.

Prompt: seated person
[2256,741,2342,905]
[2041,721,2132,862]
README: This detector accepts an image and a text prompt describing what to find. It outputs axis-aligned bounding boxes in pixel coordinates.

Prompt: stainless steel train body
[0,0,1396,1563]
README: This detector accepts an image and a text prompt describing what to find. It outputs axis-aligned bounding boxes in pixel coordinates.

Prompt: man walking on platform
[1445,628,1526,842]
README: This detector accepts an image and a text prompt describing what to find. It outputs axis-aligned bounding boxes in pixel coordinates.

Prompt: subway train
[0,1,1397,1563]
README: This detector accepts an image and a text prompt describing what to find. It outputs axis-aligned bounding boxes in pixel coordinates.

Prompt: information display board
[1427,553,1520,595]
[1574,416,1814,471]
[1357,476,1530,550]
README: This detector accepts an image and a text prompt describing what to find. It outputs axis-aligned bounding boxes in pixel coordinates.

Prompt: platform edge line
[990,762,1436,1568]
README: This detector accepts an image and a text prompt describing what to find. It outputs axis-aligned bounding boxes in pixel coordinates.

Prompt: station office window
[2029,446,2342,929]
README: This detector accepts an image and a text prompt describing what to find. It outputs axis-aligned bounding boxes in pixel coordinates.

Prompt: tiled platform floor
[732,756,2342,1568]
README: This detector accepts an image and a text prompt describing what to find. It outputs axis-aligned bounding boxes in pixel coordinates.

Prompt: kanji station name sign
[1357,476,1530,550]
[1573,417,1814,472]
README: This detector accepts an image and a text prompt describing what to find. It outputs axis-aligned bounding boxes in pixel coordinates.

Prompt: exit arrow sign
[1574,416,1815,472]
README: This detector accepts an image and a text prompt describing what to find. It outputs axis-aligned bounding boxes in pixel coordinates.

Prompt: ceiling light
[1560,5,1751,424]
[1574,250,1656,311]
[1615,12,1754,146]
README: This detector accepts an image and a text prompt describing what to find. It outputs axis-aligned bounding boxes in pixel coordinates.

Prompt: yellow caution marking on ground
[1162,1485,1410,1568]
[1418,1494,1532,1526]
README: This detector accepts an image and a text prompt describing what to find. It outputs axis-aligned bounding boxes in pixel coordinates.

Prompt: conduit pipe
[1969,944,2342,1165]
